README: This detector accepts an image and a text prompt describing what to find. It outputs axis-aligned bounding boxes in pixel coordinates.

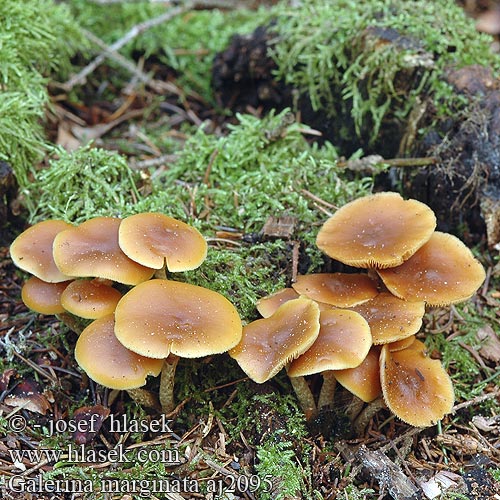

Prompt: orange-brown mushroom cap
[229,297,320,383]
[379,340,454,427]
[292,273,378,308]
[53,217,155,285]
[118,213,207,271]
[350,292,425,344]
[10,220,74,282]
[256,288,300,318]
[333,346,382,402]
[75,314,164,390]
[61,279,122,319]
[21,277,72,315]
[287,309,372,376]
[316,192,436,268]
[377,232,486,306]
[114,279,242,359]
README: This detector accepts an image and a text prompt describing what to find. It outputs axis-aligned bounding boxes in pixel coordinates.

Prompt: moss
[27,145,142,224]
[0,0,84,187]
[67,0,272,102]
[270,0,500,144]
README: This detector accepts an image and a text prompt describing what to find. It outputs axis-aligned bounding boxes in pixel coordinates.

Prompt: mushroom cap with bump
[229,297,320,383]
[75,314,164,390]
[10,220,74,282]
[114,279,242,359]
[61,279,122,319]
[292,273,378,308]
[316,192,436,268]
[287,309,372,377]
[53,217,155,285]
[377,231,486,306]
[380,339,454,427]
[118,213,207,271]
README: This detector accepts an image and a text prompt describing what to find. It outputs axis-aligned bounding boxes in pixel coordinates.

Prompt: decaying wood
[355,445,423,500]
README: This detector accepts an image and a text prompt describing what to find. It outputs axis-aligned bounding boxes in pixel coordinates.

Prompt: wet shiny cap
[75,314,164,390]
[377,232,486,306]
[10,220,74,282]
[114,279,242,359]
[118,213,207,271]
[316,192,436,268]
[292,273,378,308]
[229,297,320,383]
[380,340,454,427]
[288,309,372,376]
[61,279,122,319]
[53,217,155,285]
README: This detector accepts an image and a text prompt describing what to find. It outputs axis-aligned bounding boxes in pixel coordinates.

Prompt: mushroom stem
[353,396,386,435]
[344,394,365,422]
[317,371,337,410]
[154,267,167,280]
[159,354,180,414]
[126,388,161,411]
[288,375,317,420]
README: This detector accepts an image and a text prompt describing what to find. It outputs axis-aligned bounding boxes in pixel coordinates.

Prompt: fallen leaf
[476,325,500,363]
[4,379,51,415]
[72,405,110,445]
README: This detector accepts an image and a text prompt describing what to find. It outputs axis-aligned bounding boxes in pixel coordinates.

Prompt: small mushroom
[53,217,155,285]
[379,339,454,427]
[21,277,72,315]
[75,314,164,390]
[114,279,242,413]
[10,220,74,282]
[287,308,372,415]
[316,192,436,268]
[292,273,378,307]
[377,231,486,306]
[349,292,425,344]
[118,213,207,273]
[60,279,122,319]
[230,297,320,419]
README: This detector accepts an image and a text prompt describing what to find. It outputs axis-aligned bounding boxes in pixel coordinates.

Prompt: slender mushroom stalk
[287,308,372,416]
[158,354,180,414]
[114,279,242,414]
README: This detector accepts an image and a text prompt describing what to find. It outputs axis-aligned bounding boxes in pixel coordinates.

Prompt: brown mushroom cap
[349,292,425,344]
[316,192,436,268]
[61,279,122,319]
[379,339,454,427]
[229,297,320,383]
[256,288,300,318]
[387,335,416,352]
[118,213,207,271]
[292,273,378,308]
[287,309,372,376]
[75,314,164,390]
[377,232,486,306]
[53,217,155,285]
[114,279,242,359]
[333,346,382,402]
[10,220,74,282]
[21,277,71,315]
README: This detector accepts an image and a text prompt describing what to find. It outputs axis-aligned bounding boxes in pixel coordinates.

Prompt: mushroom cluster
[230,192,485,427]
[10,214,243,412]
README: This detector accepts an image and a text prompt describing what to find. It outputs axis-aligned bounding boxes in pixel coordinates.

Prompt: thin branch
[63,3,193,91]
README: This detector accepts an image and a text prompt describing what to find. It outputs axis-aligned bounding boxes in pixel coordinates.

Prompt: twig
[337,156,438,169]
[63,3,193,91]
[451,390,500,414]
